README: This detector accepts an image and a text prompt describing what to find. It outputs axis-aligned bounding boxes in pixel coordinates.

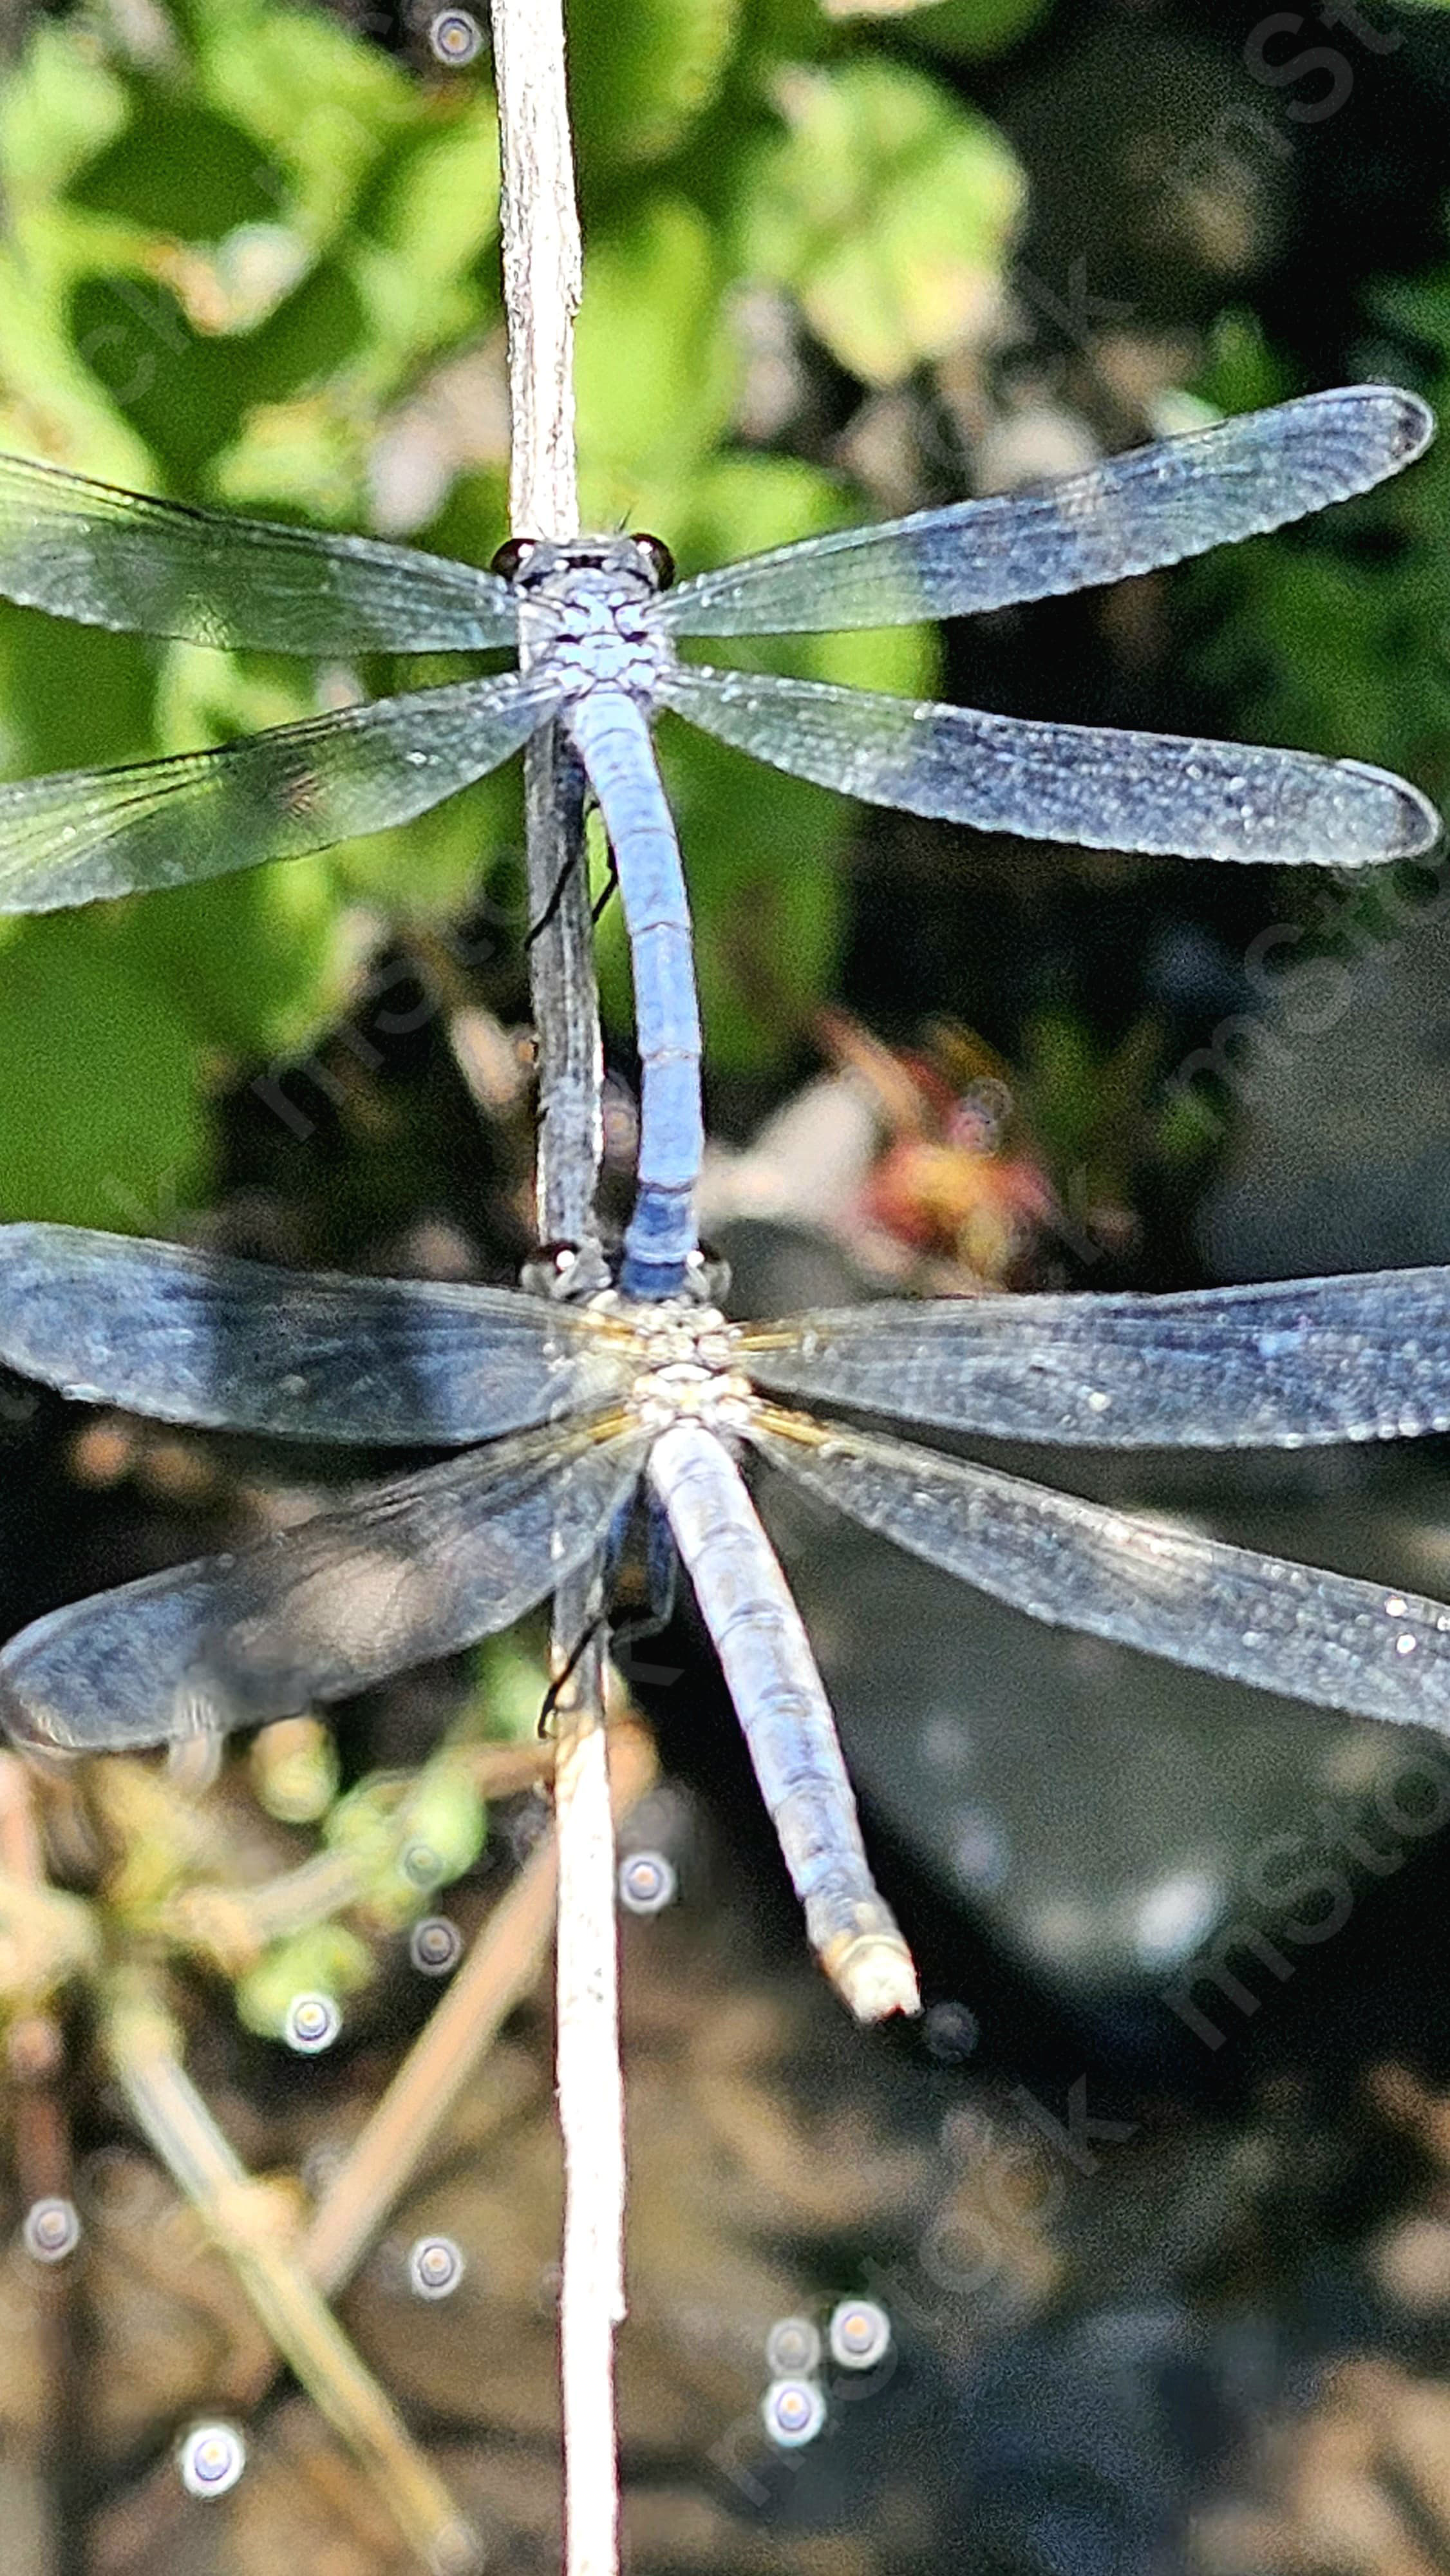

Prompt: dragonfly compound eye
[491,535,536,583]
[630,532,675,591]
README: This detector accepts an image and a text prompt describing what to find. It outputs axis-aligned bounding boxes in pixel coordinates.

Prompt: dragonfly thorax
[632,1354,755,1437]
[503,536,676,706]
[605,1298,755,1435]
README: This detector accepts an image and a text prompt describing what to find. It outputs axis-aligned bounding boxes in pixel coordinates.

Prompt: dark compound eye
[630,532,675,591]
[491,535,533,583]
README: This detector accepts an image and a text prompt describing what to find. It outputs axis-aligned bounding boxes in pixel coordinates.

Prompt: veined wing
[660,666,1438,866]
[657,388,1432,637]
[0,452,516,651]
[751,1409,1450,1739]
[740,1268,1450,1448]
[0,1226,636,1443]
[0,1416,647,1753]
[0,670,560,911]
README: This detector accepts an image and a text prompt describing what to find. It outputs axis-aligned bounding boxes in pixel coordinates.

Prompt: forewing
[0,1418,648,1753]
[740,1268,1450,1447]
[751,1412,1450,1740]
[0,670,560,911]
[660,666,1438,866]
[0,453,516,650]
[0,1226,636,1443]
[658,388,1432,636]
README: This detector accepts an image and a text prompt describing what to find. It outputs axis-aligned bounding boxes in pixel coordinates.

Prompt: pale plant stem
[490,5,625,2571]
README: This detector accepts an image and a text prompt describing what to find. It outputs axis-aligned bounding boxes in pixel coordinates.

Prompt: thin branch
[493,0,602,1274]
[303,1718,655,2302]
[491,7,625,2574]
[82,1730,660,2576]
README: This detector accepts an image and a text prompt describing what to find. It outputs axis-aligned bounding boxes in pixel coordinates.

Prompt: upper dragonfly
[7,1229,1450,2016]
[0,385,1435,1297]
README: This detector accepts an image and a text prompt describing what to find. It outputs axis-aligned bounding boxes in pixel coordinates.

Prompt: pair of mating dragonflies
[0,384,1443,2014]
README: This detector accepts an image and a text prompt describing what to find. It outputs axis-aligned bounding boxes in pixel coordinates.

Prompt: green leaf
[569,0,742,176]
[356,92,500,352]
[235,1925,374,2038]
[577,198,737,513]
[67,258,367,483]
[198,0,417,243]
[0,913,213,1229]
[69,92,287,241]
[739,60,1024,384]
[0,20,127,195]
[882,0,1052,56]
[0,596,157,776]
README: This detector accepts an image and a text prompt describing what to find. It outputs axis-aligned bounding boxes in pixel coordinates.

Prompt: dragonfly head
[490,531,675,600]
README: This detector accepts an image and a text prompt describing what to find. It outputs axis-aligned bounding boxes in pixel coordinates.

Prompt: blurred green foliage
[0,0,1036,1228]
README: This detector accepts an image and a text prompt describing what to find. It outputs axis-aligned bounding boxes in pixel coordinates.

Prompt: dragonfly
[8,1228,1450,2017]
[0,386,1435,1296]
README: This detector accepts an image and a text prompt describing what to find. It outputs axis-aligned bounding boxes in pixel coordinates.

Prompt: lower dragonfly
[0,386,1435,1291]
[7,1229,1450,2016]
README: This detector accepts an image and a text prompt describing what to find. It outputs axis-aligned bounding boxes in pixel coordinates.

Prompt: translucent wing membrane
[0,671,558,911]
[658,387,1433,637]
[661,667,1438,866]
[753,1414,1450,1740]
[0,453,517,651]
[0,1419,647,1753]
[740,1269,1450,1447]
[0,1227,634,1443]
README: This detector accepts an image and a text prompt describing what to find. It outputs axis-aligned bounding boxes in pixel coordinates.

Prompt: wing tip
[1395,777,1445,858]
[1319,381,1437,469]
[1363,768,1444,862]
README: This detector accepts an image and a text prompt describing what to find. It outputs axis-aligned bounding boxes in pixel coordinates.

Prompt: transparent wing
[0,1417,648,1753]
[0,1226,636,1443]
[751,1412,1450,1741]
[658,388,1433,637]
[660,666,1438,866]
[0,452,516,651]
[740,1267,1450,1448]
[0,670,560,911]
